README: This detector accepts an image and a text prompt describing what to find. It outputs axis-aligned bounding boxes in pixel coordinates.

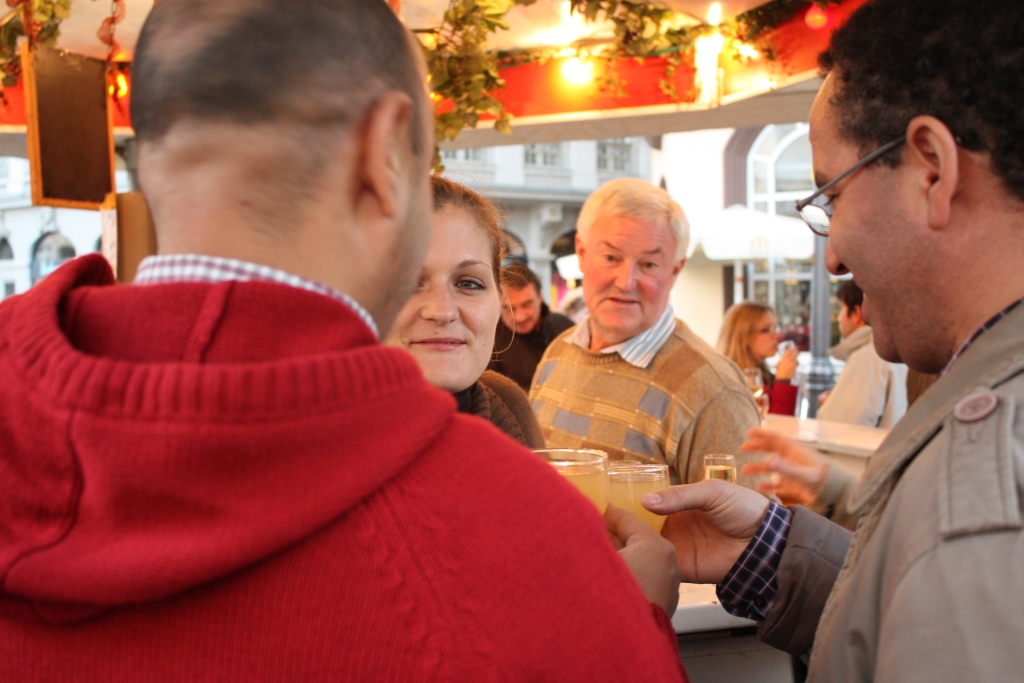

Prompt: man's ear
[904,115,960,231]
[358,91,416,220]
[852,304,866,327]
[575,233,586,267]
[672,257,686,277]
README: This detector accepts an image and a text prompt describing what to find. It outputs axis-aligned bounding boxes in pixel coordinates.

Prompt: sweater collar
[568,305,677,369]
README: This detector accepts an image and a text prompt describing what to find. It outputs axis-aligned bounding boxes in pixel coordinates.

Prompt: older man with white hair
[530,178,759,485]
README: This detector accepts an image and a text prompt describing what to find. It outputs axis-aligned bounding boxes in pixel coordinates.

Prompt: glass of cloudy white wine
[703,454,737,484]
[533,449,609,512]
[608,463,669,532]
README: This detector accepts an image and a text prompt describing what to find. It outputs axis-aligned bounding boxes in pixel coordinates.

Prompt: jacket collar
[829,325,872,362]
[849,303,1024,513]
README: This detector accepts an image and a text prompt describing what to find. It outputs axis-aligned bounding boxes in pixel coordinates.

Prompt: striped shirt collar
[134,253,379,338]
[568,305,677,369]
[941,297,1024,376]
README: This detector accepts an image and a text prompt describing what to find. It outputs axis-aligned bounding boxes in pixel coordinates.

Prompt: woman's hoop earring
[495,294,517,355]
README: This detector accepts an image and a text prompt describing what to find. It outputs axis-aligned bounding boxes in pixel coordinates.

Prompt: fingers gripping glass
[795,137,905,236]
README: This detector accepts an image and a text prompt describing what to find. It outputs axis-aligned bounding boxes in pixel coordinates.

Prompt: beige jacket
[760,303,1024,682]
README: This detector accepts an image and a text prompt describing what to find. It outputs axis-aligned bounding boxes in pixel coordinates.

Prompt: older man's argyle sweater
[529,319,761,485]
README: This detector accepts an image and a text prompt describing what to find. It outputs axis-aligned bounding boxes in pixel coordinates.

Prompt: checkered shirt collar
[940,297,1024,376]
[134,254,379,338]
[568,305,677,369]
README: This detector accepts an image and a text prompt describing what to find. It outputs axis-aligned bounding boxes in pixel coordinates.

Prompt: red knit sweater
[0,255,688,682]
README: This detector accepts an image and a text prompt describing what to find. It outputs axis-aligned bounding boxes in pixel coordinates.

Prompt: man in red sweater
[0,1,688,681]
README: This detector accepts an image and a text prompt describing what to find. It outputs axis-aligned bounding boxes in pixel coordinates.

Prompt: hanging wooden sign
[21,41,116,210]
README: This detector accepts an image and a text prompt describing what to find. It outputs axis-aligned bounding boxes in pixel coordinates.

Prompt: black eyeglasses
[795,136,905,236]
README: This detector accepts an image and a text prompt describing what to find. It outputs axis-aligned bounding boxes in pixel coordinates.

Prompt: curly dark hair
[820,0,1024,201]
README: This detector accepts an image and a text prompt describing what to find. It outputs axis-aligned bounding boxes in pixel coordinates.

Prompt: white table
[673,584,794,682]
[760,414,889,477]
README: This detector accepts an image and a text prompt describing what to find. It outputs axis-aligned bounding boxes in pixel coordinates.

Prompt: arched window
[747,123,814,217]
[0,237,12,260]
[746,124,816,347]
[746,124,846,348]
[30,232,76,284]
[502,230,527,264]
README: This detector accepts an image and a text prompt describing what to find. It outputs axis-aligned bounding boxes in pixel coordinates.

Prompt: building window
[3,282,13,298]
[503,230,527,262]
[524,143,563,168]
[0,237,12,260]
[747,123,814,218]
[746,123,846,347]
[30,232,76,284]
[0,157,29,198]
[746,124,815,347]
[597,138,634,173]
[441,148,487,163]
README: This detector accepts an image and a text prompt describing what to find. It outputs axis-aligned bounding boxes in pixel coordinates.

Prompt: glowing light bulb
[805,6,828,30]
[737,43,761,60]
[707,2,723,27]
[114,72,129,99]
[695,31,726,104]
[561,57,594,86]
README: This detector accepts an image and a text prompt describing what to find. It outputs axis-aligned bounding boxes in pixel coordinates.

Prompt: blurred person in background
[741,429,860,531]
[558,286,589,323]
[0,2,688,681]
[388,176,544,448]
[530,178,759,486]
[488,261,573,392]
[718,301,801,416]
[818,281,907,427]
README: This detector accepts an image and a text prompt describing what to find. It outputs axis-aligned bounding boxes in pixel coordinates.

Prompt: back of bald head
[131,0,426,152]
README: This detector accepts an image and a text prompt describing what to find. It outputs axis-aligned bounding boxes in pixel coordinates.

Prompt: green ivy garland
[0,0,841,158]
[0,1,71,89]
[426,0,841,157]
[736,0,836,43]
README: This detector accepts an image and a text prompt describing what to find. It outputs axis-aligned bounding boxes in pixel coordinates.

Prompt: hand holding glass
[608,463,670,532]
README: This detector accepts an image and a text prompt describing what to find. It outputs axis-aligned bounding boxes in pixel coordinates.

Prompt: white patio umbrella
[687,204,814,261]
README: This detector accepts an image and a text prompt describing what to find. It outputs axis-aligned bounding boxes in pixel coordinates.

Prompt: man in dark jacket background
[489,261,574,391]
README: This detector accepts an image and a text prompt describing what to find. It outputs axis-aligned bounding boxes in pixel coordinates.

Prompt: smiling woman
[386,175,544,448]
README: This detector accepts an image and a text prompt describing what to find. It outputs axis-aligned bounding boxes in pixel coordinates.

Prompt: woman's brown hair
[430,175,506,284]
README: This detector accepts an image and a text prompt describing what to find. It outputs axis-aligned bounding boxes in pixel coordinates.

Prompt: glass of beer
[703,454,737,484]
[533,449,609,512]
[608,463,670,532]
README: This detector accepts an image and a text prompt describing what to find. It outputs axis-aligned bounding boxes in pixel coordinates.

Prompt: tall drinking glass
[744,367,770,419]
[703,454,737,483]
[533,449,609,512]
[608,463,670,532]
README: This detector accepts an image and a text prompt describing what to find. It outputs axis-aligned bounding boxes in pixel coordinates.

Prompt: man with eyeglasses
[642,0,1024,680]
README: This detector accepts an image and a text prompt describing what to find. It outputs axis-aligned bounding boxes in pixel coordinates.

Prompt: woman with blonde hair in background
[717,301,800,416]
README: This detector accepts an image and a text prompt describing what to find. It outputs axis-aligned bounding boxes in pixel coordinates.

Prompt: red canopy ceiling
[0,0,867,137]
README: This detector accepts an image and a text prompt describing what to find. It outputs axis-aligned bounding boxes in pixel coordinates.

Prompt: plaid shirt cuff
[716,502,793,622]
